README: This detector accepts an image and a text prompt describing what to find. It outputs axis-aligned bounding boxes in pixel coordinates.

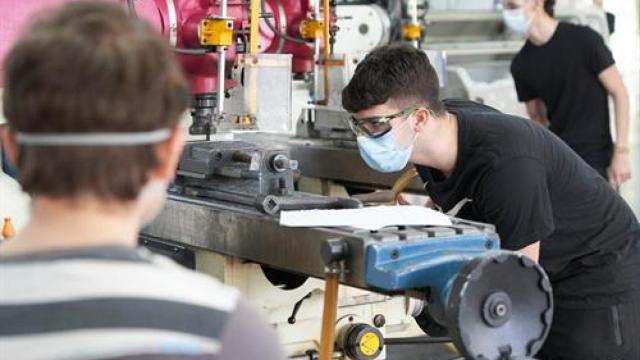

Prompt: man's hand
[397,193,437,209]
[608,150,632,189]
[525,99,550,127]
[599,65,631,190]
[518,241,540,263]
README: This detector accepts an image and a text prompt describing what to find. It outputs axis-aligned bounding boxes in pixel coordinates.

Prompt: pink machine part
[0,0,315,94]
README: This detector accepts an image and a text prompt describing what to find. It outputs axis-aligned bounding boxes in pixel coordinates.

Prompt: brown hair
[2,1,190,200]
[544,0,556,17]
[342,43,444,114]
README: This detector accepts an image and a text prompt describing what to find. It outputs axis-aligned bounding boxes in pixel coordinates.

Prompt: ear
[150,125,186,180]
[1,126,18,166]
[413,108,431,133]
[532,0,545,13]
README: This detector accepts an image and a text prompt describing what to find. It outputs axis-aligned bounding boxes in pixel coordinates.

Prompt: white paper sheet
[279,205,452,230]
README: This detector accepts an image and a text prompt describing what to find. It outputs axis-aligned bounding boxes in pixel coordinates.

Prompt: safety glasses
[347,107,417,138]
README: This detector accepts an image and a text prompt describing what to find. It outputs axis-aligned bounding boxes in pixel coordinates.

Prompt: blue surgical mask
[502,8,529,35]
[357,129,414,173]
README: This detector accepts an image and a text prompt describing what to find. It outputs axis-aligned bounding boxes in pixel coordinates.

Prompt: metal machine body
[176,140,297,196]
[125,0,316,92]
[332,4,391,55]
[124,0,320,135]
[173,140,362,215]
[142,196,553,359]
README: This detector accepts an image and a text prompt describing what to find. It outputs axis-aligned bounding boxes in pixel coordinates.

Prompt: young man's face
[502,0,544,36]
[350,101,422,173]
[354,102,417,150]
[503,0,539,19]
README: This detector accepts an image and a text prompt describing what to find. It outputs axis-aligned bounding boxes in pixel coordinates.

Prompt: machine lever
[288,291,314,324]
[257,194,362,215]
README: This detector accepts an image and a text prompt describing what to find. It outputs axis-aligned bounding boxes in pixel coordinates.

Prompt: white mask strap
[15,129,171,146]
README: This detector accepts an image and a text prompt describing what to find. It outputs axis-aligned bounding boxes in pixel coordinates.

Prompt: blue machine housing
[364,231,501,323]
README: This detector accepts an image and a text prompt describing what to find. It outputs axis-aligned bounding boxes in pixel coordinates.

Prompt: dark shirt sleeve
[476,158,555,251]
[510,60,537,102]
[217,298,286,360]
[583,27,615,75]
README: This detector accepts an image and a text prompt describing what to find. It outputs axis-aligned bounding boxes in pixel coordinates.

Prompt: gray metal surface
[176,140,296,196]
[235,132,426,192]
[141,194,493,289]
[225,54,294,133]
[142,195,372,287]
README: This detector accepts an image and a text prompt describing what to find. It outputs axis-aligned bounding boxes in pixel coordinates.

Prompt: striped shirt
[0,246,285,360]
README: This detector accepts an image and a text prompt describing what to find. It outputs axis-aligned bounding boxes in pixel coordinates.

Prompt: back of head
[544,0,555,17]
[2,1,190,200]
[341,43,443,114]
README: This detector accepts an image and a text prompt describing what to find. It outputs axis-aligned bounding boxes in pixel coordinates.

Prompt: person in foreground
[0,2,285,359]
[342,43,640,360]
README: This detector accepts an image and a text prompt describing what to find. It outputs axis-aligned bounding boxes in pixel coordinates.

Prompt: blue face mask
[357,129,414,173]
[502,8,529,35]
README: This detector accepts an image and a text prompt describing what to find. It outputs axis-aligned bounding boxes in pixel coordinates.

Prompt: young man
[342,43,640,360]
[0,2,285,360]
[505,0,632,188]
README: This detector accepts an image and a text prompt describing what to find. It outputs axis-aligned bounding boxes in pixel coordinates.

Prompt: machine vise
[173,140,361,215]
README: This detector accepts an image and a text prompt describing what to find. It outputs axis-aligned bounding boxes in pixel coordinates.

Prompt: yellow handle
[249,0,260,54]
[319,273,339,360]
[391,168,419,204]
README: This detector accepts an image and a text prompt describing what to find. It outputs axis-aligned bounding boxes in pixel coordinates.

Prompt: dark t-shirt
[510,22,615,168]
[416,99,640,308]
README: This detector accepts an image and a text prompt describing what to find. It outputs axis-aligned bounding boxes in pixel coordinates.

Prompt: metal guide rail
[141,194,496,289]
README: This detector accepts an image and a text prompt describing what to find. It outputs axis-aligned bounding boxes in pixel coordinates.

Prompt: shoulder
[446,100,542,159]
[562,22,604,43]
[558,21,585,34]
[1,247,240,312]
[467,112,546,160]
[443,98,501,115]
[444,98,525,131]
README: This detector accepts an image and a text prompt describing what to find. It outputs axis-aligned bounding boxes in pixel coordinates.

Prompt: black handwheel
[414,305,449,337]
[447,252,553,360]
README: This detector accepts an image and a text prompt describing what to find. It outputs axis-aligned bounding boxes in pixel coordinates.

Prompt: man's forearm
[612,89,631,149]
[525,100,550,127]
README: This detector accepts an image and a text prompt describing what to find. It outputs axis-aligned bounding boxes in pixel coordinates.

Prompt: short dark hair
[544,0,556,17]
[342,43,443,114]
[3,1,190,200]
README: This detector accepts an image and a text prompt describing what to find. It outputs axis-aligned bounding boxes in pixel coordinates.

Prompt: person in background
[0,2,285,360]
[505,0,631,189]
